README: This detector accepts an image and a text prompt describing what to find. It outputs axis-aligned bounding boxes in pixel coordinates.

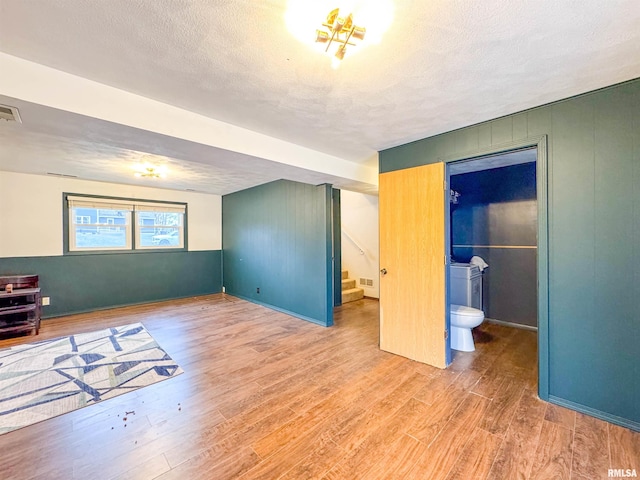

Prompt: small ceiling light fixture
[315,8,366,67]
[132,162,167,179]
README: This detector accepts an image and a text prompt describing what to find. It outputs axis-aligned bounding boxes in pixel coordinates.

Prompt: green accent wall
[380,79,640,430]
[0,250,222,318]
[222,180,334,327]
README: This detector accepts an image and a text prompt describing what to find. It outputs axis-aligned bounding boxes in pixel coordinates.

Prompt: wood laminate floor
[0,295,637,479]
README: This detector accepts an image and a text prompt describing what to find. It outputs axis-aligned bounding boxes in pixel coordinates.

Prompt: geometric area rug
[0,323,183,435]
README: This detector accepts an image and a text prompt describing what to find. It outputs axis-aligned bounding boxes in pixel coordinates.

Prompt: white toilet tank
[450,263,483,309]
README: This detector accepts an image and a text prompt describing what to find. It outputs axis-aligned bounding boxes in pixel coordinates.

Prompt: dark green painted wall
[222,180,333,326]
[380,79,640,429]
[0,250,222,318]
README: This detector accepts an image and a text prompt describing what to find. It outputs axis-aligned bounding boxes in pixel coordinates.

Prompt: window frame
[63,193,187,254]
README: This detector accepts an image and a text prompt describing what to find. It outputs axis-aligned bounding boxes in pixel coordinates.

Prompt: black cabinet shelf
[0,276,41,337]
[0,303,38,315]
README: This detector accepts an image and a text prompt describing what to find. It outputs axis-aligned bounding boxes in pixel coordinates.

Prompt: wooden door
[379,162,447,368]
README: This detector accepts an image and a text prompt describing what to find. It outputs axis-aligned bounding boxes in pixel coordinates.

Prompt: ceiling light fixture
[315,8,366,68]
[132,162,167,179]
[285,1,393,68]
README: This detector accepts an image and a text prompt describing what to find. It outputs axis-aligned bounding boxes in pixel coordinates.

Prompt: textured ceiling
[0,95,374,195]
[0,0,639,195]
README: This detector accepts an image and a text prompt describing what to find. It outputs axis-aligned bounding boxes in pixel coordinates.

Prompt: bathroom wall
[451,162,537,327]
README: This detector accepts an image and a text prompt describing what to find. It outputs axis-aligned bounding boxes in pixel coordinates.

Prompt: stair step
[341,270,348,280]
[342,278,356,290]
[342,287,364,304]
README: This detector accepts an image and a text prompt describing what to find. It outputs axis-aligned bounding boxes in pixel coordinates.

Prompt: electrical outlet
[257,287,260,294]
[42,297,50,306]
[222,286,226,293]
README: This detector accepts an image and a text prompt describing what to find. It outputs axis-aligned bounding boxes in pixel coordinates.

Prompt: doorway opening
[336,189,381,308]
[446,147,540,379]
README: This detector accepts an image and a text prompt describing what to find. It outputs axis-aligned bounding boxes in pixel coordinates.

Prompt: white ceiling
[0,0,639,195]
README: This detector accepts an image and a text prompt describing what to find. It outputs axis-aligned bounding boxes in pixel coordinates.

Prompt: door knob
[380,268,387,276]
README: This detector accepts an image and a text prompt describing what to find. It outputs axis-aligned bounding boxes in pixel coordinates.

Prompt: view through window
[66,195,186,252]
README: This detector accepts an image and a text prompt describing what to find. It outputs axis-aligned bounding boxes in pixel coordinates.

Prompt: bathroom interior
[447,149,538,353]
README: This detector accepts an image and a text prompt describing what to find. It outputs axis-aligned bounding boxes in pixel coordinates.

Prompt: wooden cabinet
[0,275,41,336]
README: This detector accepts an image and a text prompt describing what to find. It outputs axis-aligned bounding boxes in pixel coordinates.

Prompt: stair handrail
[341,229,365,255]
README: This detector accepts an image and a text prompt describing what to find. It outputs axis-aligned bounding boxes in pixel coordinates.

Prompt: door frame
[441,135,549,400]
[332,188,342,307]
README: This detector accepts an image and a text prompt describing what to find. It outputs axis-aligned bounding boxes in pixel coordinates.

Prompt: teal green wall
[380,79,640,430]
[222,180,334,326]
[0,250,222,318]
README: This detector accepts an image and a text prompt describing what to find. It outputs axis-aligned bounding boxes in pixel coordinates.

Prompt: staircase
[341,269,365,304]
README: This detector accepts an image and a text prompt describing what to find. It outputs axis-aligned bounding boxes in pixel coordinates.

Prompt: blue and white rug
[0,323,183,435]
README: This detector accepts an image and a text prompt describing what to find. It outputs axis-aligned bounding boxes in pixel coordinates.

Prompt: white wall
[0,171,222,258]
[341,190,379,298]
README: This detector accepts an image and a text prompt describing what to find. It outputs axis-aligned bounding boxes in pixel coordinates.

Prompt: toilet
[450,304,485,352]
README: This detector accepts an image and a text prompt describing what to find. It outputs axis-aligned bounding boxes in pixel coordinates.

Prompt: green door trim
[441,135,549,400]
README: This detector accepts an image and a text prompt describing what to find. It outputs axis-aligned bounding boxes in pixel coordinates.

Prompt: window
[135,204,185,249]
[66,195,186,252]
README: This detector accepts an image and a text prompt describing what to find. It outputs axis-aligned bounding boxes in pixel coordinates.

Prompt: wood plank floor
[0,295,637,479]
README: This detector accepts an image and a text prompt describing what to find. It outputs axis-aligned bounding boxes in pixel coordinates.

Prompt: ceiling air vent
[0,104,22,123]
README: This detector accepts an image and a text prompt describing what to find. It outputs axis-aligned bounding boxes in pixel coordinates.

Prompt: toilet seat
[450,304,484,318]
